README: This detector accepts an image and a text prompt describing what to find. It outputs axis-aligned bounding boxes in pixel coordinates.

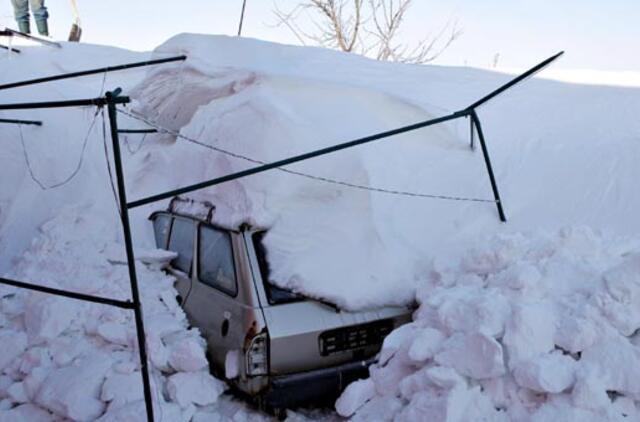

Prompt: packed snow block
[424,366,467,390]
[398,366,466,400]
[369,354,416,397]
[601,254,640,335]
[22,367,48,402]
[408,327,446,362]
[0,376,11,399]
[595,292,640,338]
[167,335,209,372]
[18,347,53,375]
[96,321,131,346]
[0,330,27,372]
[101,372,144,410]
[512,352,577,393]
[530,396,610,422]
[396,386,506,422]
[460,235,525,276]
[24,295,78,343]
[0,404,52,422]
[166,371,225,408]
[335,378,376,417]
[398,367,435,400]
[7,381,27,404]
[147,334,170,370]
[502,303,555,367]
[378,322,419,364]
[571,376,612,413]
[145,312,186,340]
[35,354,113,421]
[348,395,404,422]
[429,286,511,337]
[49,335,91,366]
[487,263,543,294]
[554,315,599,354]
[434,333,505,380]
[579,337,640,397]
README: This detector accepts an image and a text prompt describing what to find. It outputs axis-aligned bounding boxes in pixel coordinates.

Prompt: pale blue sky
[1,0,637,70]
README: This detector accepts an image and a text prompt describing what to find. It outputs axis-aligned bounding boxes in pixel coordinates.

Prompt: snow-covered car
[150,200,412,411]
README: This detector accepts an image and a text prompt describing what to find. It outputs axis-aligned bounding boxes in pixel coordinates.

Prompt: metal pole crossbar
[466,51,564,111]
[0,117,41,125]
[0,277,134,309]
[118,128,158,134]
[0,28,61,48]
[0,56,187,92]
[0,96,129,110]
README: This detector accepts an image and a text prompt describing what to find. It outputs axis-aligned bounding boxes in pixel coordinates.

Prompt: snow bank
[337,228,640,421]
[2,33,640,420]
[0,210,246,420]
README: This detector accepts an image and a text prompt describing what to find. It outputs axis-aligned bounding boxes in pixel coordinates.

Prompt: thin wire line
[101,108,121,215]
[123,133,149,155]
[117,108,496,204]
[18,108,101,191]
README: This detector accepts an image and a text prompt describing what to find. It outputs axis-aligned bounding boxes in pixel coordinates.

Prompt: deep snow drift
[336,228,640,421]
[1,33,640,421]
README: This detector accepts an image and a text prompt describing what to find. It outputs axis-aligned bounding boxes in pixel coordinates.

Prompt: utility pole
[238,0,248,36]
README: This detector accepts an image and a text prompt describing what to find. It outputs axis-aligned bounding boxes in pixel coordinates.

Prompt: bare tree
[273,0,462,64]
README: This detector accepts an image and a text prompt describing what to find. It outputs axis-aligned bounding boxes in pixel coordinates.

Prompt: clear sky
[1,0,638,71]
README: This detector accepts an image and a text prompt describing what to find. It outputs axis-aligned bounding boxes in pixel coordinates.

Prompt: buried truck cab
[150,200,412,407]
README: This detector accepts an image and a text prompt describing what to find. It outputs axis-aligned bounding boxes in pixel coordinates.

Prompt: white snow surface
[338,229,640,421]
[1,33,640,421]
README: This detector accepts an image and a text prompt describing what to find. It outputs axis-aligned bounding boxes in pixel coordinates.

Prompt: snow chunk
[502,303,555,366]
[166,371,226,408]
[0,404,52,422]
[513,352,577,393]
[408,328,446,362]
[335,378,375,417]
[0,330,27,371]
[434,333,505,380]
[167,335,209,372]
[101,372,144,410]
[35,354,113,421]
[97,322,131,346]
[24,296,78,343]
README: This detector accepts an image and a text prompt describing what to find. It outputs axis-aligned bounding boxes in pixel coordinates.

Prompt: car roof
[149,210,267,234]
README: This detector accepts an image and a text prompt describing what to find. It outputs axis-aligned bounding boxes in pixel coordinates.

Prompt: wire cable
[117,108,497,204]
[18,107,101,190]
[101,108,122,215]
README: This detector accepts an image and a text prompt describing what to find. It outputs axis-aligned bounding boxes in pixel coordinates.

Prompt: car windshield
[252,232,304,305]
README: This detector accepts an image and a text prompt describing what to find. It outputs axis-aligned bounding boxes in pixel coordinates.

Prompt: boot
[17,21,30,34]
[35,19,49,36]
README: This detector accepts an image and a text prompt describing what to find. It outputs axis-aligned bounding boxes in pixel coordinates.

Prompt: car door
[164,216,196,305]
[184,223,245,373]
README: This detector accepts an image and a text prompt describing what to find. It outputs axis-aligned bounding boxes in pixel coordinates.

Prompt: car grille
[319,320,394,356]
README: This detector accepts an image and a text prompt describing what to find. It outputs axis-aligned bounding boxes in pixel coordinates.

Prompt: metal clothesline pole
[238,0,248,36]
[105,89,155,422]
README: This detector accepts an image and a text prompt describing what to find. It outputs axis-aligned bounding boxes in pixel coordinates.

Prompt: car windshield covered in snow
[252,231,304,305]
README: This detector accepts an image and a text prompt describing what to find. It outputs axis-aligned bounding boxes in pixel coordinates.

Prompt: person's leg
[11,0,31,34]
[29,0,49,36]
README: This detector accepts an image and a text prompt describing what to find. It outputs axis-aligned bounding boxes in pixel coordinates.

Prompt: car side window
[152,214,173,249]
[168,218,195,274]
[198,225,237,296]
